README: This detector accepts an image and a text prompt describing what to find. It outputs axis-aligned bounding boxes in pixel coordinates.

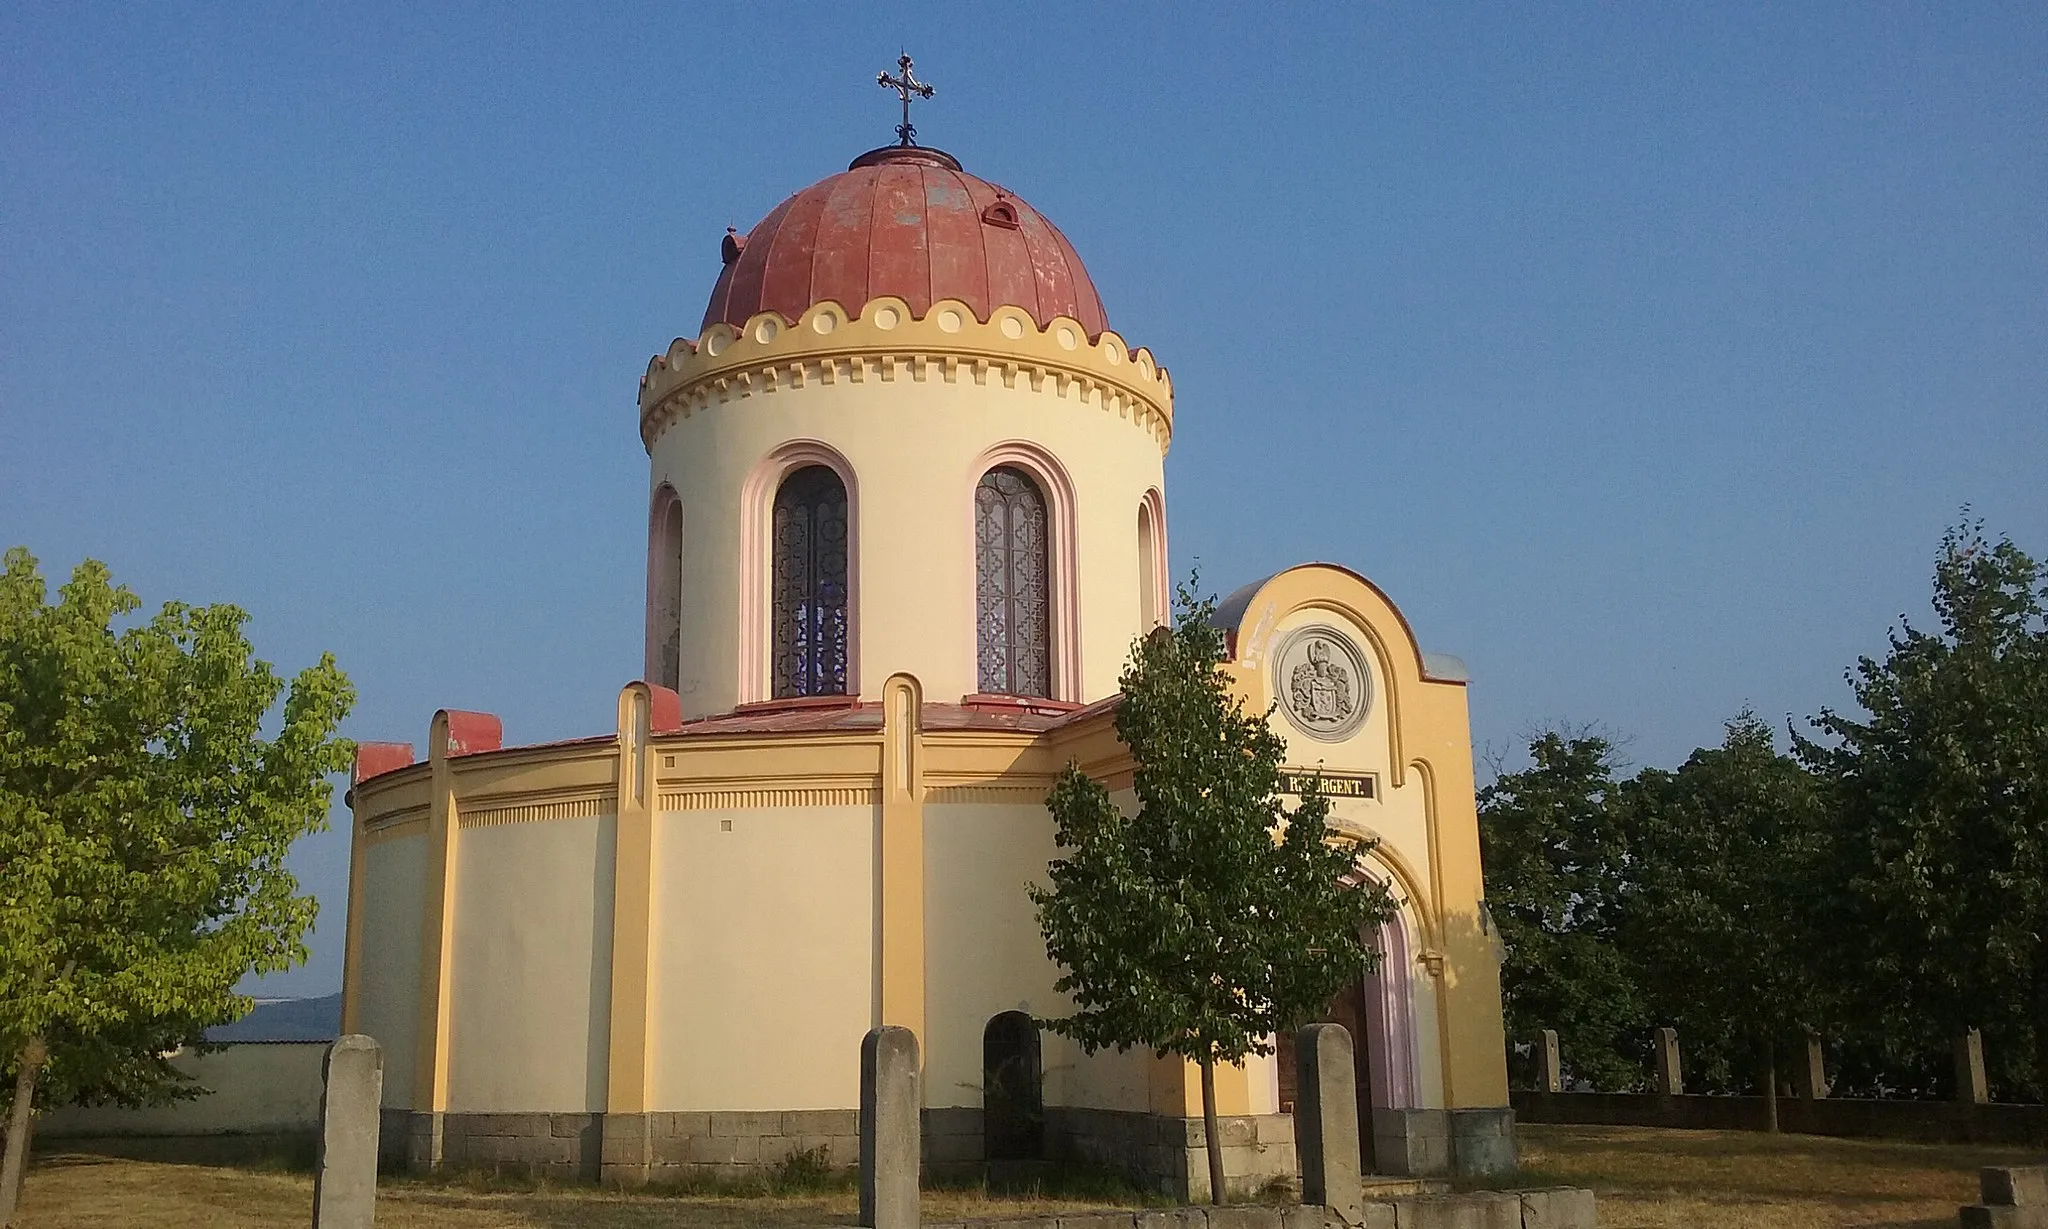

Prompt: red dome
[702,146,1108,338]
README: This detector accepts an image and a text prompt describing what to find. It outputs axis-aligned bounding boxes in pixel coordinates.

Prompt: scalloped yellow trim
[638,298,1174,452]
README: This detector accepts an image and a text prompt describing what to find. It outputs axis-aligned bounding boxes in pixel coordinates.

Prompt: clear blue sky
[4,4,2043,997]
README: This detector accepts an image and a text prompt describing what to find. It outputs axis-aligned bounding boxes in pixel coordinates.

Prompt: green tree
[0,549,353,1223]
[1621,710,1830,1126]
[1478,730,1645,1090]
[1797,518,2048,1098]
[1030,582,1395,1204]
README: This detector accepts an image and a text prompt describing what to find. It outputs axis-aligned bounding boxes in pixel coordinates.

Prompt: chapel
[340,77,1513,1198]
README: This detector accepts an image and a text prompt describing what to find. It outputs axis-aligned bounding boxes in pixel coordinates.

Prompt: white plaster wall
[445,815,616,1113]
[356,832,424,1109]
[1409,962,1447,1109]
[923,801,1066,1109]
[648,805,875,1110]
[1050,1041,1155,1113]
[649,362,1167,717]
[39,1043,326,1137]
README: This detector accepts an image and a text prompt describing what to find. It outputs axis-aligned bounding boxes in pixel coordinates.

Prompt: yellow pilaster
[338,799,368,1036]
[413,712,461,1113]
[877,673,925,1039]
[605,684,657,1112]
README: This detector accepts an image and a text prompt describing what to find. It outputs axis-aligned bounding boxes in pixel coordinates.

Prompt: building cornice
[638,297,1175,454]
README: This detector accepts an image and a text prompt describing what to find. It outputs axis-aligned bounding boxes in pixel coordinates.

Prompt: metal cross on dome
[876,53,934,147]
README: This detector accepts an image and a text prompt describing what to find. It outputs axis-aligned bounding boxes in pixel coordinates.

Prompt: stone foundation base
[1370,1106,1517,1177]
[598,1110,860,1185]
[374,1103,1508,1194]
[1045,1107,1298,1202]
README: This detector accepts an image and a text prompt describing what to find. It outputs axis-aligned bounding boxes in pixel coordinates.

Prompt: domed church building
[341,84,1513,1198]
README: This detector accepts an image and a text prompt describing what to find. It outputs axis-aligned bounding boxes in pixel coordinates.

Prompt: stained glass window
[975,467,1052,697]
[771,466,849,698]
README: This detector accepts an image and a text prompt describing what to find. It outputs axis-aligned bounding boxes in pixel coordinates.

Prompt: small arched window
[975,466,1052,697]
[771,466,849,698]
[654,498,685,690]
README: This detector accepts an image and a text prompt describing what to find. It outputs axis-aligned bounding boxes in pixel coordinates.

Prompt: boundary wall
[37,1042,326,1140]
[1513,1090,2048,1146]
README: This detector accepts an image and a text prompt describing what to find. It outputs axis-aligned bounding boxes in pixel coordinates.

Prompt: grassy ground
[21,1124,2047,1227]
[16,1147,1158,1229]
[1490,1123,2044,1228]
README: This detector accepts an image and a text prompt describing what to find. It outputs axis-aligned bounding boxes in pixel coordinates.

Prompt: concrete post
[1534,1029,1562,1094]
[1295,1023,1364,1225]
[1653,1028,1682,1097]
[1795,1034,1827,1100]
[311,1034,383,1229]
[1956,1029,1990,1105]
[860,1025,920,1229]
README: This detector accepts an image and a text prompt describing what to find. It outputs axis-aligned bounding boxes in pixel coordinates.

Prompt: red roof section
[702,146,1108,339]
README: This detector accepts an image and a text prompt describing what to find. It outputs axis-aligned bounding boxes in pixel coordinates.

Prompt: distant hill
[206,993,342,1042]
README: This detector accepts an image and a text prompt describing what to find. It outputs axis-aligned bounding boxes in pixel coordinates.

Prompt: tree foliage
[1621,710,1831,1103]
[1031,580,1395,1201]
[1796,518,2048,1097]
[1479,518,2048,1104]
[0,548,353,1220]
[1477,731,1646,1090]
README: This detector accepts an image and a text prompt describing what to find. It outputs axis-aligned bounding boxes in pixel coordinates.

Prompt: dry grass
[20,1125,2047,1228]
[16,1149,1154,1228]
[1499,1123,2044,1228]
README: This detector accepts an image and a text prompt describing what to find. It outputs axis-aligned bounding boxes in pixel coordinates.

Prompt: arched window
[975,466,1052,697]
[655,498,684,690]
[771,466,849,698]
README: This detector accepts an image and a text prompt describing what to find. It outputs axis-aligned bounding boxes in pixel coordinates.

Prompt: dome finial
[876,53,935,148]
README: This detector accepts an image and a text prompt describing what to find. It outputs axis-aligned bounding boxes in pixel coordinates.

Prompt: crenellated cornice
[637,297,1174,453]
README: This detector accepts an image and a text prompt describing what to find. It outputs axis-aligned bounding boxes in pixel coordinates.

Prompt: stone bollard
[1959,1165,2048,1227]
[1956,1029,1991,1106]
[1653,1027,1683,1097]
[860,1025,921,1229]
[1295,1023,1364,1225]
[1535,1029,1563,1094]
[1795,1034,1828,1100]
[311,1034,383,1229]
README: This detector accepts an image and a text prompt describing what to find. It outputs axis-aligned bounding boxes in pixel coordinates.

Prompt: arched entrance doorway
[983,1011,1043,1160]
[1276,900,1418,1175]
[1277,977,1378,1172]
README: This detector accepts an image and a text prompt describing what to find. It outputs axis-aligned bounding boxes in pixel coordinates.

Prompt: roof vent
[980,200,1020,231]
[721,227,746,265]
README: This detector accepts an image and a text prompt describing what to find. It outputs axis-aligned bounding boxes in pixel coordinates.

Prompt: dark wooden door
[1277,977,1377,1172]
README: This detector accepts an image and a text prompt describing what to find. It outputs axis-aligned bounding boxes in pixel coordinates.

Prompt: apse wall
[644,803,877,1111]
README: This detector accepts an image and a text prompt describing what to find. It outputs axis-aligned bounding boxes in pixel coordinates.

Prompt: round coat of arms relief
[1271,625,1372,742]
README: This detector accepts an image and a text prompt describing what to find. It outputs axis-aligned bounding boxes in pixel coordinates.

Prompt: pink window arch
[738,442,860,704]
[1138,487,1167,630]
[964,442,1081,702]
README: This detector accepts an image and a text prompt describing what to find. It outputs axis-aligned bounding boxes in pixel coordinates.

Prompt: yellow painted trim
[459,793,615,828]
[640,298,1174,453]
[923,784,1053,805]
[660,786,877,809]
[365,804,429,834]
[361,817,427,846]
[413,712,461,1114]
[605,685,655,1114]
[878,674,925,1039]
